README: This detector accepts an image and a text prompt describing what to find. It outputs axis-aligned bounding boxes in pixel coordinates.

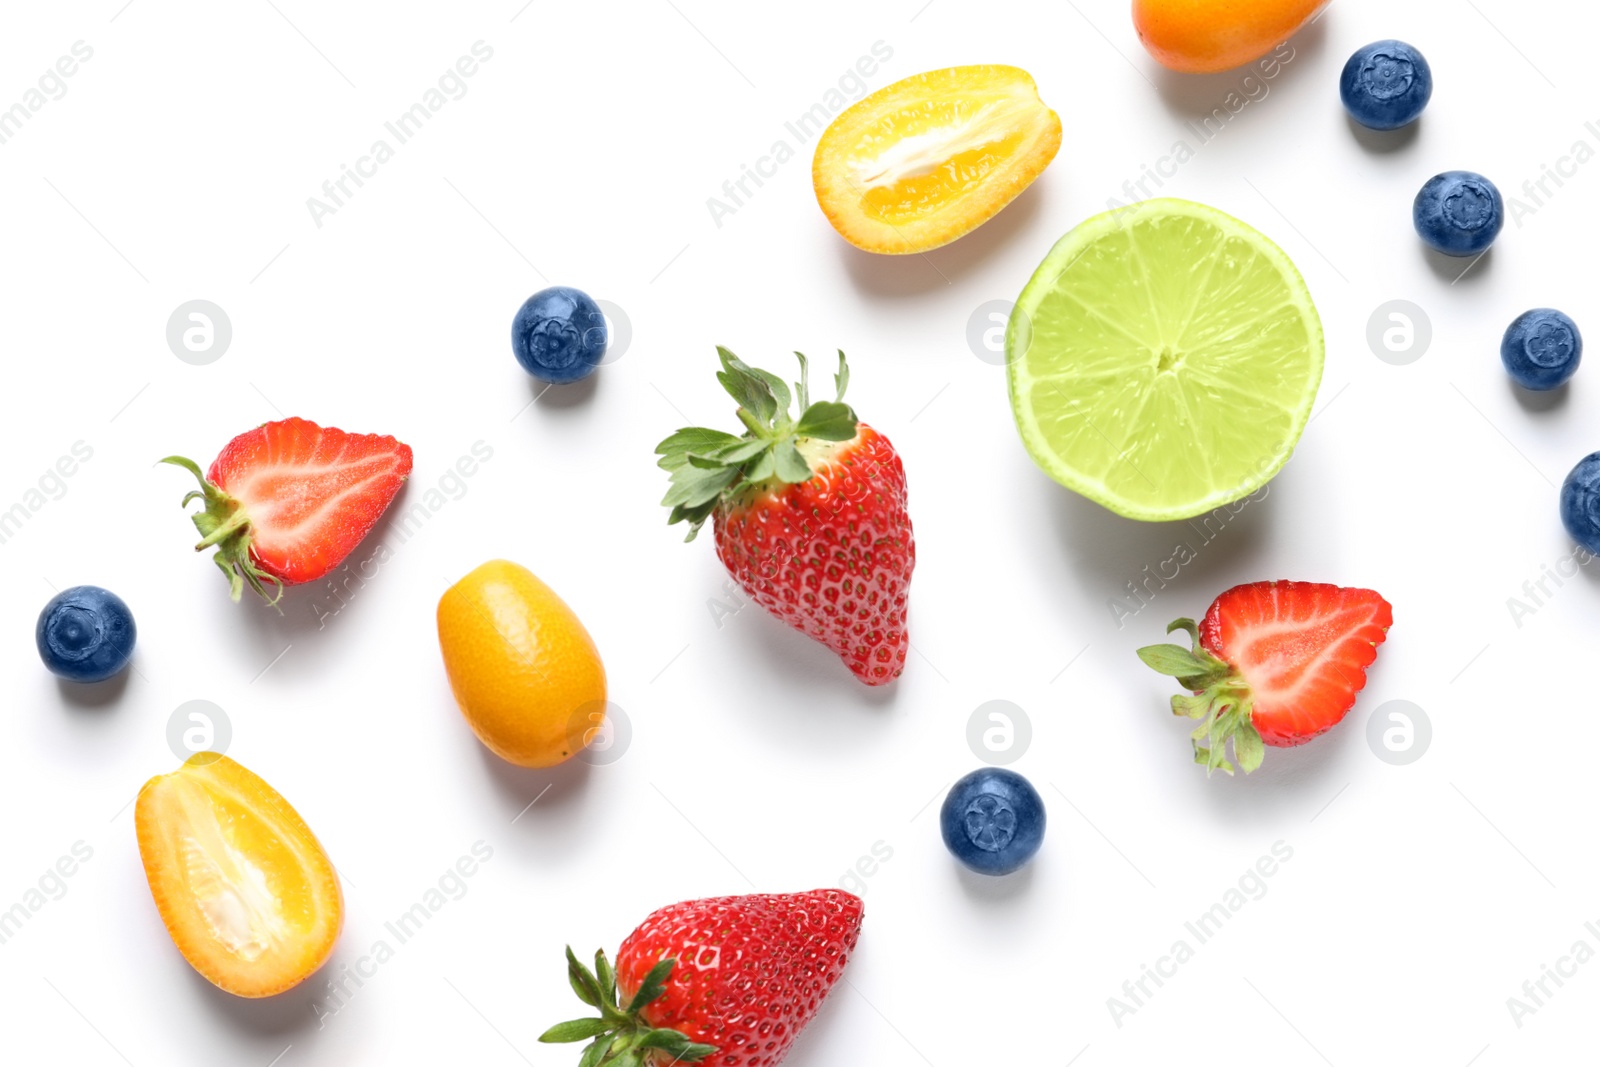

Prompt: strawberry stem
[160,455,285,608]
[540,947,717,1067]
[654,348,860,541]
[1137,618,1264,775]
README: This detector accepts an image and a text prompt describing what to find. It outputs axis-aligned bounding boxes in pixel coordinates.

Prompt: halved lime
[1006,198,1324,521]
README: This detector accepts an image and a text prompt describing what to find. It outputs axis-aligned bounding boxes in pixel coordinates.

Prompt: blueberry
[939,768,1045,876]
[511,286,608,384]
[1561,453,1600,554]
[1340,40,1432,130]
[1413,171,1503,257]
[36,586,136,683]
[1502,309,1582,391]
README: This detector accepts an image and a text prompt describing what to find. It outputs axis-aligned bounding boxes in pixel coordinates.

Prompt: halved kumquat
[135,754,343,998]
[812,65,1061,254]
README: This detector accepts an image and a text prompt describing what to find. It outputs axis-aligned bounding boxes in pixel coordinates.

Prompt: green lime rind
[1005,198,1324,522]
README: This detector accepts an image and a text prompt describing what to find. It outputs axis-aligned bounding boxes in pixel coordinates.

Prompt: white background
[1,0,1597,1063]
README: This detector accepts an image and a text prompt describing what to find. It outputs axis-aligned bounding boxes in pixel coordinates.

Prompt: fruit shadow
[182,957,333,1041]
[1045,478,1278,618]
[953,861,1036,905]
[783,978,855,1067]
[1345,114,1421,155]
[835,181,1047,299]
[232,485,417,661]
[1422,245,1494,285]
[523,370,600,413]
[1579,556,1600,589]
[730,615,901,711]
[55,669,130,710]
[1150,14,1329,118]
[474,747,596,861]
[1508,377,1570,414]
[1188,724,1355,822]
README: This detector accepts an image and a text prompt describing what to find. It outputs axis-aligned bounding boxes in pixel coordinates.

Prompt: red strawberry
[656,349,914,685]
[1137,581,1393,774]
[162,417,413,604]
[542,889,864,1067]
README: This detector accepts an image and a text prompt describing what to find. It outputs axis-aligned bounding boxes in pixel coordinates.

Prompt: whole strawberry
[162,417,413,605]
[656,349,914,685]
[1138,581,1393,774]
[542,889,864,1067]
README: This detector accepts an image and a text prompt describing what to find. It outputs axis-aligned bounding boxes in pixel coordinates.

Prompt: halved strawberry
[162,418,413,604]
[1138,581,1393,774]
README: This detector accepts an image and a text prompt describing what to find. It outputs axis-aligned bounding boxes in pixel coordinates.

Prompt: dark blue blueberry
[36,586,136,683]
[1562,453,1600,554]
[939,767,1045,876]
[510,286,608,384]
[1413,171,1503,257]
[1341,40,1432,130]
[1502,309,1581,390]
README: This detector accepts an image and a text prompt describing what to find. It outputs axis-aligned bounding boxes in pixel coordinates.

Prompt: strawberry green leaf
[1136,643,1209,677]
[1234,722,1265,773]
[1166,617,1204,649]
[772,441,813,483]
[577,1038,609,1067]
[662,465,740,509]
[540,1018,612,1043]
[796,401,858,441]
[656,428,740,470]
[637,1030,718,1063]
[716,347,778,424]
[594,950,617,1006]
[675,505,720,543]
[636,1030,690,1051]
[747,365,793,420]
[744,449,776,484]
[626,958,677,1014]
[705,438,768,465]
[794,351,811,410]
[833,349,850,401]
[566,946,603,1009]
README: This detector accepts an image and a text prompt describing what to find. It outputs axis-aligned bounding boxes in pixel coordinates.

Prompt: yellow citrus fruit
[436,559,606,768]
[812,65,1061,254]
[1133,0,1328,74]
[136,754,343,998]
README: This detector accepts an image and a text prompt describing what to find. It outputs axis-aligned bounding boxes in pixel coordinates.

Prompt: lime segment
[1006,198,1324,521]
